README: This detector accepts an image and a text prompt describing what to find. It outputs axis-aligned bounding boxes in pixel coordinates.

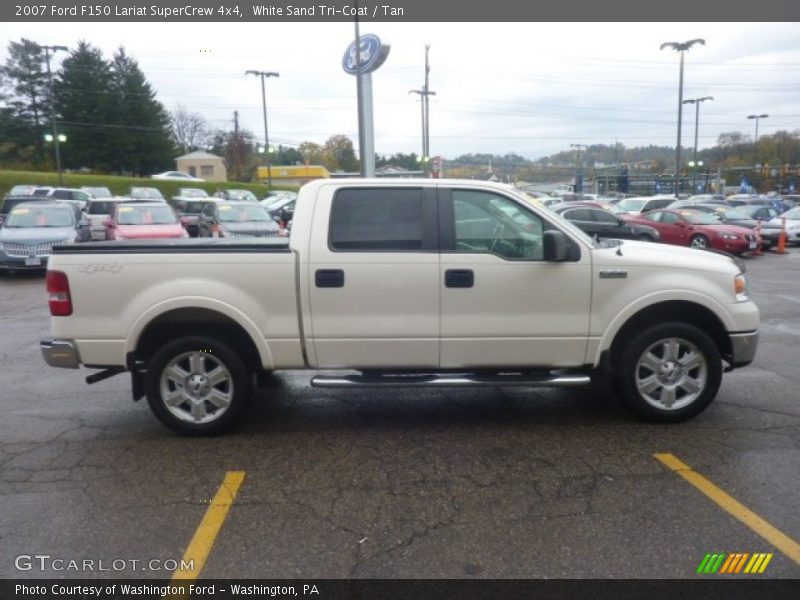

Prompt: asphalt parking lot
[0,251,798,580]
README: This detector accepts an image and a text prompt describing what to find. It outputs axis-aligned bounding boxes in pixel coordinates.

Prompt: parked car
[84,197,129,241]
[623,209,757,254]
[0,202,89,271]
[697,205,783,248]
[29,187,92,210]
[668,196,726,209]
[766,206,800,245]
[214,189,259,202]
[151,171,204,182]
[263,196,296,225]
[128,187,167,202]
[197,202,281,238]
[262,190,298,206]
[780,195,800,208]
[173,198,217,237]
[80,186,113,199]
[4,184,38,198]
[105,202,187,240]
[173,188,210,201]
[552,205,661,242]
[611,195,675,215]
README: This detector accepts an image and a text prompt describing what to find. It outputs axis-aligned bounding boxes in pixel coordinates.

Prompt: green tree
[0,38,49,165]
[110,47,174,175]
[322,134,358,172]
[297,141,325,166]
[54,41,116,171]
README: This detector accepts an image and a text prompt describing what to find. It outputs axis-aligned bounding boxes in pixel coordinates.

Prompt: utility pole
[39,44,68,186]
[245,70,279,188]
[682,96,713,193]
[570,143,588,193]
[661,39,705,197]
[410,45,436,172]
[747,113,768,167]
[233,110,240,181]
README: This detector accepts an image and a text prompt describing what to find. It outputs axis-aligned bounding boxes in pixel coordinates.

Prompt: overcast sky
[1,21,799,160]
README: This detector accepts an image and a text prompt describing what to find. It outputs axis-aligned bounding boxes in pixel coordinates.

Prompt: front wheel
[145,336,252,435]
[690,234,710,250]
[615,323,722,422]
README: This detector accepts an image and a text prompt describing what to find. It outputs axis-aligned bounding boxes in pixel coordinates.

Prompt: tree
[297,141,325,166]
[170,105,209,154]
[54,41,116,170]
[0,38,49,165]
[322,134,358,172]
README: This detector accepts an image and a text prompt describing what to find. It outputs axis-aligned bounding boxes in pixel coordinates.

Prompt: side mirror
[543,230,571,262]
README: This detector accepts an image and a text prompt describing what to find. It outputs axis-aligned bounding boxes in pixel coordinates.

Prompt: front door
[438,187,592,368]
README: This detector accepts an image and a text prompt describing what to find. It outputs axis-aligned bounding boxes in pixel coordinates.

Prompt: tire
[615,322,722,422]
[690,234,710,250]
[145,335,252,435]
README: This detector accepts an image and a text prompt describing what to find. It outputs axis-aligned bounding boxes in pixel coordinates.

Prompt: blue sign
[342,34,390,75]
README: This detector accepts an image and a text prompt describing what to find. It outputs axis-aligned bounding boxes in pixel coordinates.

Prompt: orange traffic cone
[775,216,788,255]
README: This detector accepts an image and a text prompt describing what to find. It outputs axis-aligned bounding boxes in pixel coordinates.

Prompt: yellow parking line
[653,453,800,566]
[172,470,246,580]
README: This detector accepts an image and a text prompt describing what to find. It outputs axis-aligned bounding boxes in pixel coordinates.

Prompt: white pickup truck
[41,179,759,434]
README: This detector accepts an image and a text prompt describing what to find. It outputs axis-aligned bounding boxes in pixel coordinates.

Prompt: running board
[311,372,591,389]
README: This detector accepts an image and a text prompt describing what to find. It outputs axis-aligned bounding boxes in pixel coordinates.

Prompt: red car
[622,209,758,254]
[104,202,188,240]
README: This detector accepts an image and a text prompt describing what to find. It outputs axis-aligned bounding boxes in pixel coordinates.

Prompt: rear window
[329,188,423,251]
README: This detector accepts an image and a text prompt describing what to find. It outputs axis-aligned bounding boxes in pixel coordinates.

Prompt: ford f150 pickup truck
[40,179,759,434]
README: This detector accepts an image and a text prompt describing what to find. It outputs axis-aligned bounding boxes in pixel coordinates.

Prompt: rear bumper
[40,338,81,369]
[729,331,758,368]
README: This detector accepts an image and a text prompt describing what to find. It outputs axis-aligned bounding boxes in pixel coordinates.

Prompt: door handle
[315,269,345,288]
[445,269,474,288]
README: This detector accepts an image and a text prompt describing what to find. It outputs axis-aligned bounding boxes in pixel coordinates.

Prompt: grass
[0,169,297,202]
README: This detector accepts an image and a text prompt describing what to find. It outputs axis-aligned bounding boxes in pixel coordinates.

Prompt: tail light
[46,270,73,316]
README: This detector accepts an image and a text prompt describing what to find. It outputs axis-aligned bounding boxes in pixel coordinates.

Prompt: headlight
[721,233,739,240]
[734,274,748,301]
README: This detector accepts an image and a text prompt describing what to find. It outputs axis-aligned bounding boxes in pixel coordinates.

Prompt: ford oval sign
[342,34,390,75]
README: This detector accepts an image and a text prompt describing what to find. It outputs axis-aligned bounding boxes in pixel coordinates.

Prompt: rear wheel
[615,322,721,422]
[690,234,710,250]
[145,336,252,435]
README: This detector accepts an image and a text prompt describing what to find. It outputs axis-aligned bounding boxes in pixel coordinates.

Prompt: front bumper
[40,338,81,369]
[729,331,759,368]
[0,253,49,270]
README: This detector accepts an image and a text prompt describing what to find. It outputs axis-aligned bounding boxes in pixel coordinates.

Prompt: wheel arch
[600,300,733,370]
[129,303,271,372]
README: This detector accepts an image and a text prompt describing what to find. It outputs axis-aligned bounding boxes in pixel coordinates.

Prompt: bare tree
[170,105,208,153]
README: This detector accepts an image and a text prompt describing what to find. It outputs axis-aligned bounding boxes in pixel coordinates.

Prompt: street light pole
[661,39,705,197]
[747,113,768,167]
[39,44,68,186]
[570,143,587,193]
[682,96,713,193]
[245,70,280,188]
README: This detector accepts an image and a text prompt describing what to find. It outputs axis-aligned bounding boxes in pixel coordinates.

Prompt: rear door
[438,186,591,368]
[307,186,440,369]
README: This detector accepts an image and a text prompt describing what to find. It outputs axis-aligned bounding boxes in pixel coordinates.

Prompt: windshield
[5,206,74,227]
[179,189,209,198]
[680,211,719,225]
[218,204,270,223]
[226,190,257,201]
[84,187,112,198]
[116,205,176,225]
[618,198,647,211]
[130,188,165,200]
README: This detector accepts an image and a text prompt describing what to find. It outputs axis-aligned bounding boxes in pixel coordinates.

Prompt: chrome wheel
[635,337,708,411]
[690,235,709,249]
[160,351,233,424]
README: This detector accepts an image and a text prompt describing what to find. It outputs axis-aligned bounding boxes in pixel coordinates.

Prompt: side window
[592,210,619,224]
[52,189,69,199]
[452,190,545,260]
[330,188,424,251]
[564,208,594,222]
[660,212,681,225]
[643,211,662,222]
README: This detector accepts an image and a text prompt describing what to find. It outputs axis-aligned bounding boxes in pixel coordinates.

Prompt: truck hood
[592,239,741,274]
[0,226,75,242]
